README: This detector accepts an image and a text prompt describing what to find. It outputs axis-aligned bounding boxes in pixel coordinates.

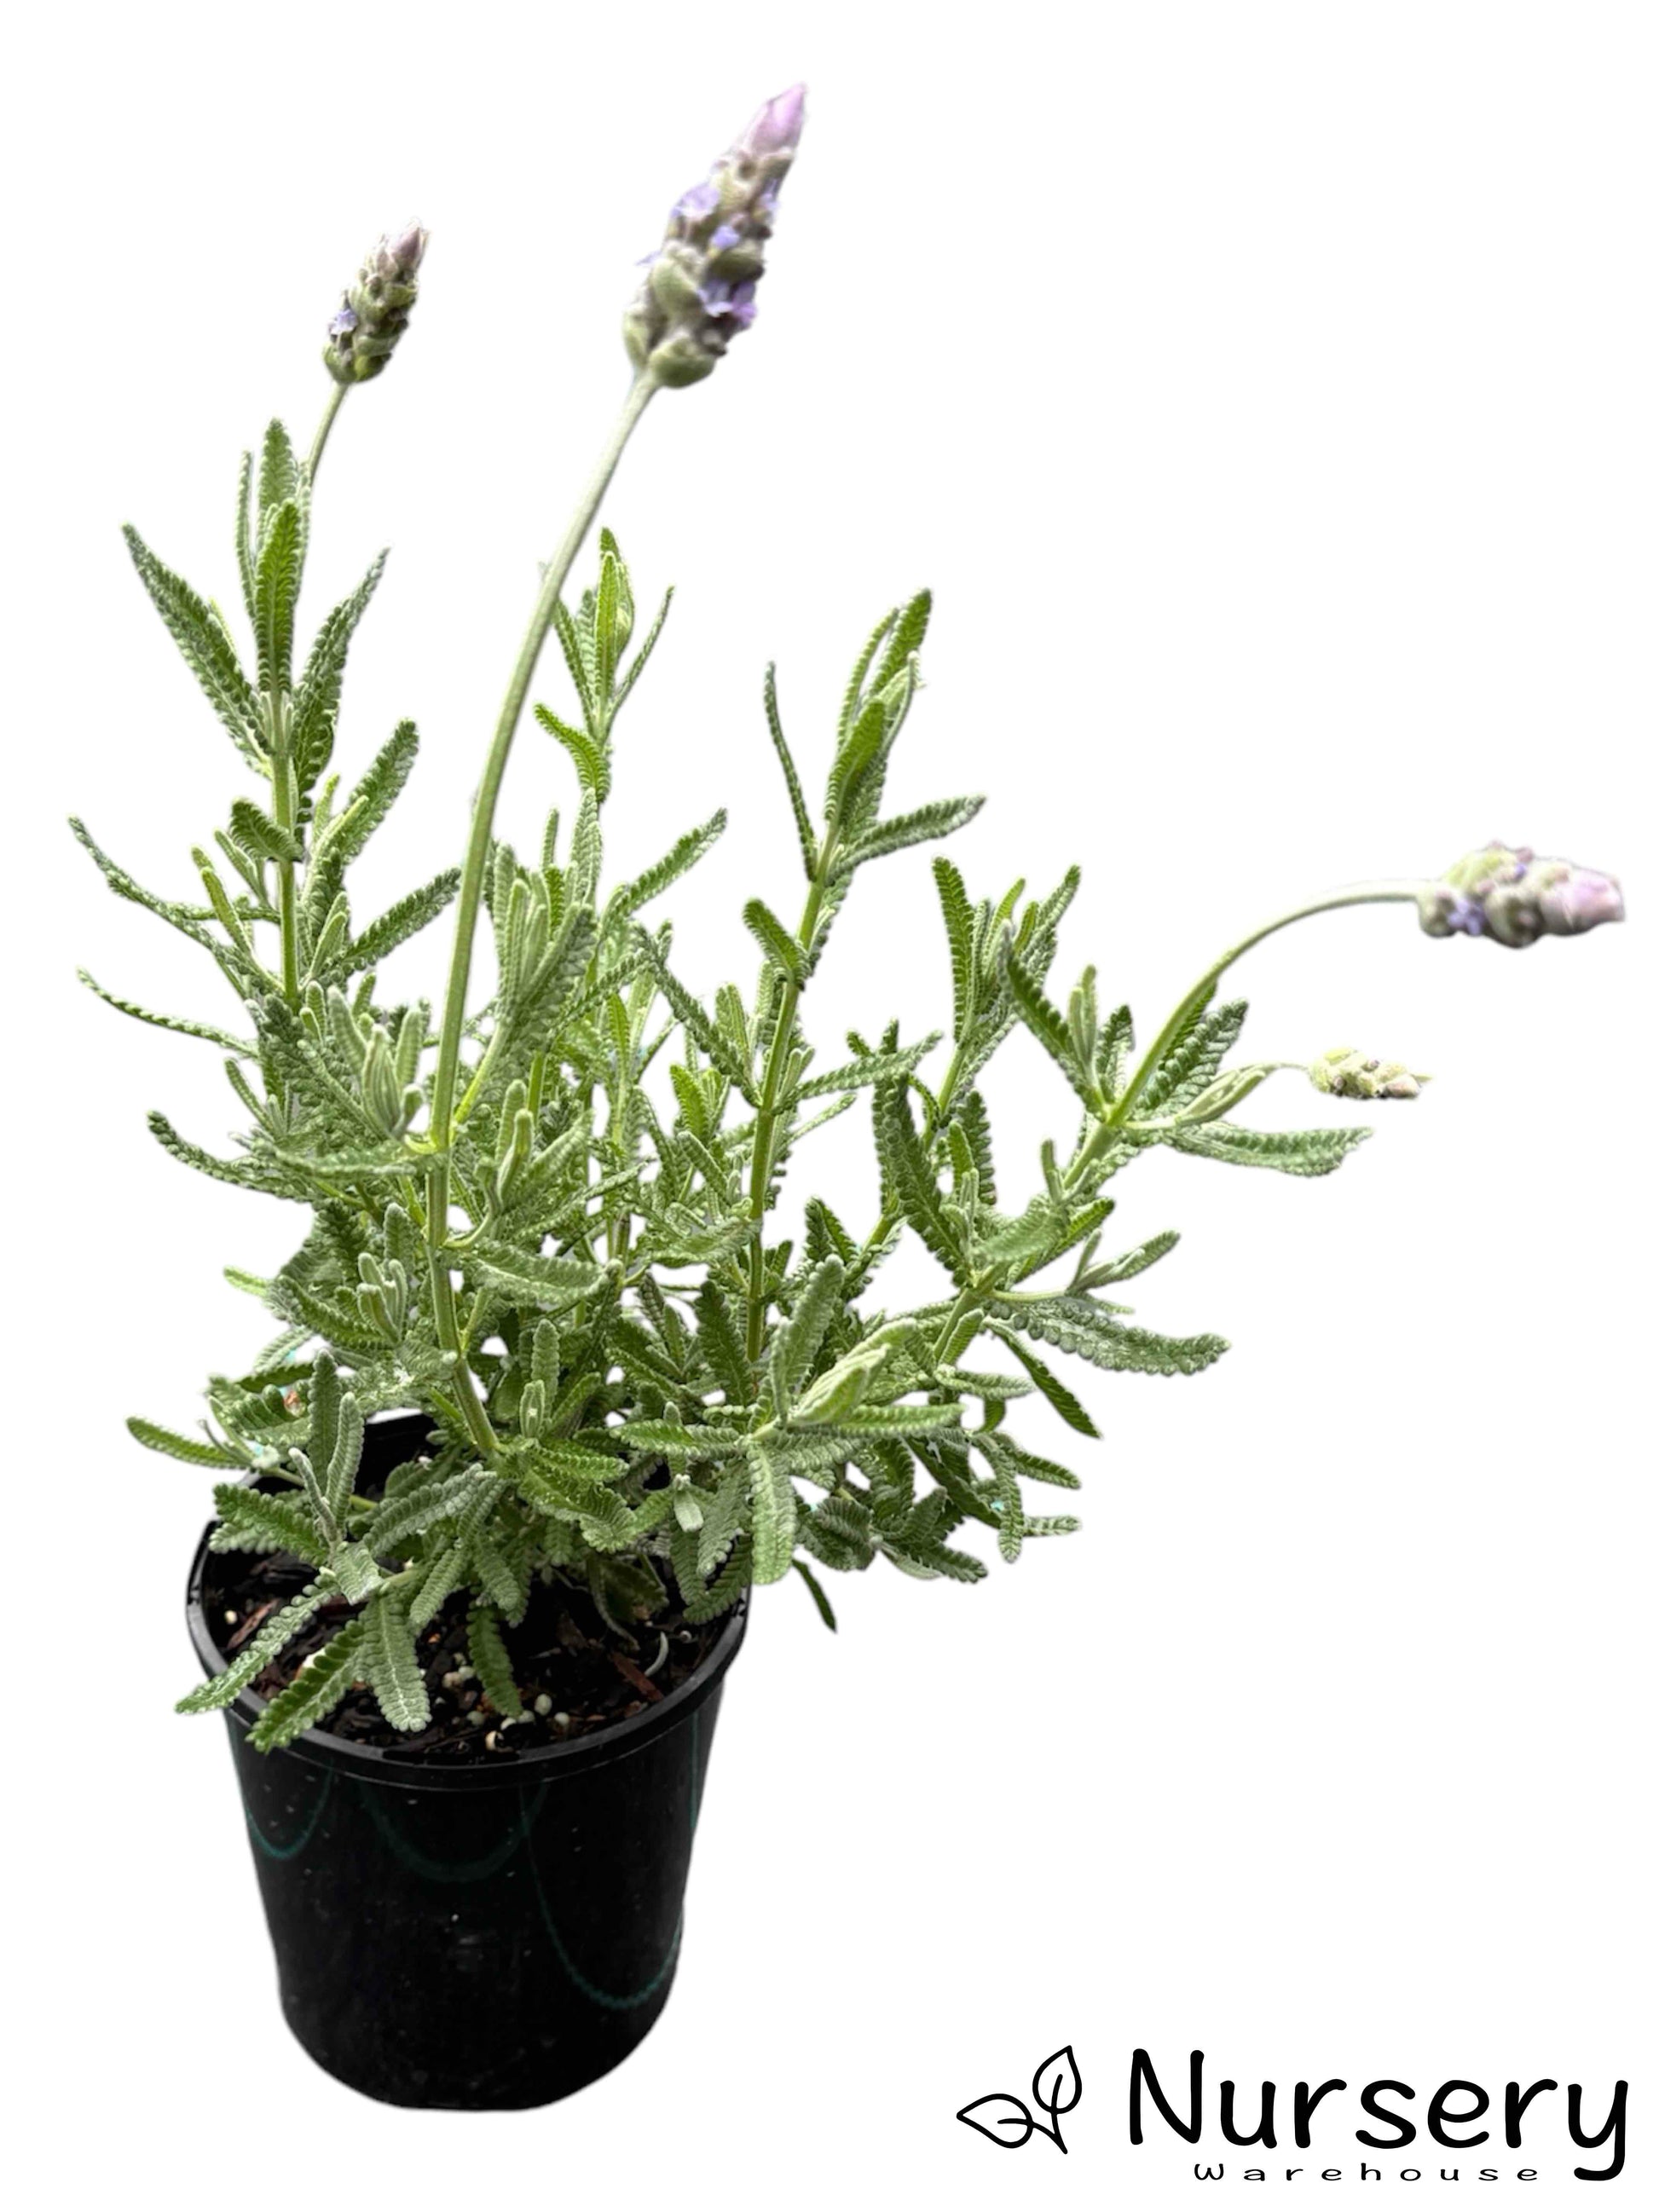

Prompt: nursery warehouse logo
[1128,2050,1629,2186]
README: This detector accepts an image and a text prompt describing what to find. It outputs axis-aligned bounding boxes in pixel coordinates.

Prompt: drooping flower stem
[424,371,659,1456]
[1108,882,1427,1132]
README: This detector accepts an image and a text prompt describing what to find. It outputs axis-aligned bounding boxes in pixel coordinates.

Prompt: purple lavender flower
[735,84,807,162]
[1536,865,1624,936]
[324,223,429,386]
[1417,841,1625,948]
[623,85,806,387]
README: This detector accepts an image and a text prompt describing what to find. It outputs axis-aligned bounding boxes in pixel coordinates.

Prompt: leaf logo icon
[956,2093,1036,2148]
[957,2042,1082,2151]
[1033,2044,1082,2122]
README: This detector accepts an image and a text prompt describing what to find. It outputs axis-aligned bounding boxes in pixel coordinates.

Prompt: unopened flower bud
[324,223,429,386]
[624,85,806,388]
[1310,1047,1428,1100]
[1417,841,1625,950]
[735,84,807,163]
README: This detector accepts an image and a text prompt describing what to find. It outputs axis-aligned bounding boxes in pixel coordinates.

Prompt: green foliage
[96,424,1404,1747]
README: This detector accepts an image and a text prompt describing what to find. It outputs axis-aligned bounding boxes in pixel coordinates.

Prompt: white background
[5,3,1652,2203]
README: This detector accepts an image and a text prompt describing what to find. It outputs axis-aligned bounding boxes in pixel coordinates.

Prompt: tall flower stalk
[421,373,659,1453]
[419,89,808,1456]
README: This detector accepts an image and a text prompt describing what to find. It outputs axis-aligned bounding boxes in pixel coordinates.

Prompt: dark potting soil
[201,1541,719,1763]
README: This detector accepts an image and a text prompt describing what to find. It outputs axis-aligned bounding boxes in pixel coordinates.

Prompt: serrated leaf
[1085,1228,1181,1284]
[791,1036,939,1101]
[246,1618,367,1751]
[984,1324,1100,1436]
[618,1420,747,1459]
[209,1481,325,1563]
[361,1591,429,1732]
[831,794,985,878]
[873,1080,963,1280]
[78,969,255,1055]
[369,1469,481,1554]
[409,1542,471,1632]
[763,663,817,875]
[176,1580,327,1713]
[1007,951,1099,1109]
[817,1403,963,1440]
[123,524,262,765]
[464,1244,605,1309]
[257,419,298,528]
[742,897,803,982]
[533,702,610,798]
[253,497,304,696]
[289,549,389,789]
[695,1279,755,1405]
[529,1437,624,1485]
[976,1430,1081,1492]
[306,720,419,910]
[307,1350,343,1480]
[1168,1123,1372,1176]
[341,867,461,975]
[611,810,727,916]
[468,1601,525,1722]
[792,1556,838,1629]
[128,1416,244,1468]
[1142,998,1247,1114]
[71,819,263,986]
[1004,1295,1228,1377]
[228,797,301,864]
[774,1254,844,1408]
[683,1533,753,1622]
[644,944,756,1100]
[747,1441,797,1583]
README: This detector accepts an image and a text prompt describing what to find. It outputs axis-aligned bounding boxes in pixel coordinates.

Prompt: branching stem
[1063,881,1427,1193]
[1111,881,1426,1126]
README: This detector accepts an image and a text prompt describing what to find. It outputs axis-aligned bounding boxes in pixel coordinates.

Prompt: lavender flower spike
[324,224,429,386]
[1309,1047,1428,1101]
[1416,841,1626,950]
[623,84,806,388]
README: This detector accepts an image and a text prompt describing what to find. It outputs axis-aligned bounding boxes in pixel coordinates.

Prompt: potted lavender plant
[78,86,1622,2109]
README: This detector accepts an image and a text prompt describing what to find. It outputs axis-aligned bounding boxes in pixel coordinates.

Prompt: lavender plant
[79,90,1623,1753]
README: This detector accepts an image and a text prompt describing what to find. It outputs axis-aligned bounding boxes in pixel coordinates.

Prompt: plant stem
[1057,881,1427,1196]
[1110,881,1426,1129]
[306,384,347,479]
[424,373,658,1457]
[271,388,353,1004]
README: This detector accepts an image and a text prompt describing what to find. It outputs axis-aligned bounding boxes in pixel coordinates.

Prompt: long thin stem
[306,384,348,478]
[424,372,658,1456]
[1109,881,1426,1129]
[270,387,354,1004]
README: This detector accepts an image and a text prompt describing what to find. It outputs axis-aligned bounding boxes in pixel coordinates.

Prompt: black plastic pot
[185,1415,747,2110]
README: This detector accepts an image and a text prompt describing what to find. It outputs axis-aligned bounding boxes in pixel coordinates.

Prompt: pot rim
[185,1474,748,1793]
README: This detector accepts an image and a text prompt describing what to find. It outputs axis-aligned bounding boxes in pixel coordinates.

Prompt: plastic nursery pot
[185,1414,747,2111]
